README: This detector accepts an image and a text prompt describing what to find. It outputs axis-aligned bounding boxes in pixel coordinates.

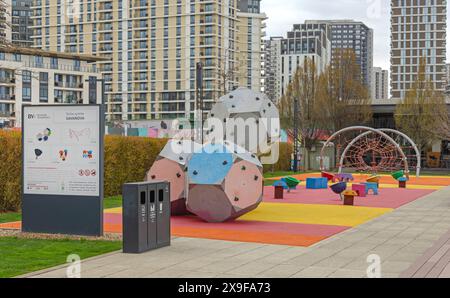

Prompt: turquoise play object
[272,177,300,192]
[187,143,234,185]
[306,177,328,189]
[186,141,264,223]
[364,182,379,195]
[273,180,289,190]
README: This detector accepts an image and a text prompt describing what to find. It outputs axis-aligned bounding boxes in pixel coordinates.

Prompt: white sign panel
[23,106,101,196]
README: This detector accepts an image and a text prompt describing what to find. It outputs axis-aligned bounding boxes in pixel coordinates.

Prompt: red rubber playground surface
[1,173,448,247]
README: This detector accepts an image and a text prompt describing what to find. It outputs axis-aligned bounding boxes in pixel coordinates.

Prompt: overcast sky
[261,0,449,71]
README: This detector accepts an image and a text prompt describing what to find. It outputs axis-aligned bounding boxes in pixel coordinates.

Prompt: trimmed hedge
[104,136,167,197]
[0,131,292,212]
[0,132,167,212]
[0,131,21,212]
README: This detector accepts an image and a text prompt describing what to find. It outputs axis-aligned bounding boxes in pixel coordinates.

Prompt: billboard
[22,104,104,236]
[23,105,100,197]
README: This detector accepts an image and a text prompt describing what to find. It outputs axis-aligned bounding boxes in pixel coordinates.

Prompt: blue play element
[273,180,289,190]
[364,182,379,195]
[187,144,234,185]
[306,177,328,189]
[398,177,408,182]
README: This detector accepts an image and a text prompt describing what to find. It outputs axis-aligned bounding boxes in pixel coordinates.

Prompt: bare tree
[214,49,243,96]
[278,57,324,169]
[315,48,372,132]
[395,57,450,153]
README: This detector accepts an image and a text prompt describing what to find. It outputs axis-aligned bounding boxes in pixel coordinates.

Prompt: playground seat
[398,177,408,188]
[352,184,367,197]
[282,176,301,190]
[342,190,358,206]
[336,173,354,182]
[366,175,380,186]
[321,172,335,182]
[364,182,379,195]
[273,180,289,190]
[306,177,328,189]
[391,170,404,180]
[330,182,347,195]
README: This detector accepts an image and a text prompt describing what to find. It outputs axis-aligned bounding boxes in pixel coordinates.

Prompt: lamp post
[293,98,299,173]
[196,62,204,144]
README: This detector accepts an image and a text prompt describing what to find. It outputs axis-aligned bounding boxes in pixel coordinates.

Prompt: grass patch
[264,171,297,179]
[103,196,123,209]
[0,212,21,224]
[263,171,316,179]
[0,237,121,277]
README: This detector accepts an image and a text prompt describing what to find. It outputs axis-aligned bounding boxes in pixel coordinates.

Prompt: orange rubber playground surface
[2,173,449,247]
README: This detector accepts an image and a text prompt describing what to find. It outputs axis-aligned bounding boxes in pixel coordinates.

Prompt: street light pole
[293,98,299,173]
[196,62,204,144]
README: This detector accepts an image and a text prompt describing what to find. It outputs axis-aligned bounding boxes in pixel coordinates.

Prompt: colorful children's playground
[2,88,450,279]
[100,171,450,247]
[2,172,448,248]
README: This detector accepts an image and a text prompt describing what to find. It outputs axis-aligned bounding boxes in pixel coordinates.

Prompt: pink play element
[224,160,263,210]
[262,186,434,209]
[146,158,187,214]
[103,213,350,238]
[321,171,336,182]
[170,216,350,237]
[352,184,367,197]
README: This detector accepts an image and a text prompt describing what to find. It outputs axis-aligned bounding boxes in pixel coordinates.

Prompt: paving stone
[227,261,276,275]
[256,264,304,278]
[381,261,414,274]
[291,267,336,278]
[327,269,366,278]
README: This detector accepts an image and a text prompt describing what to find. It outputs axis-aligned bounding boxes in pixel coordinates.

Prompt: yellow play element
[377,184,443,190]
[238,202,392,227]
[106,207,122,214]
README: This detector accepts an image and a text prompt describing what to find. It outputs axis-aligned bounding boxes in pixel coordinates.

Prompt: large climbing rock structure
[146,139,201,215]
[206,87,280,155]
[186,141,263,223]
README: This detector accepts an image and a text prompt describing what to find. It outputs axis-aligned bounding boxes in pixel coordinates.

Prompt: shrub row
[0,131,21,212]
[0,131,292,212]
[104,136,167,197]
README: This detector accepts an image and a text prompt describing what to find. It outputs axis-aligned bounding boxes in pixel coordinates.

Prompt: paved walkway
[24,186,450,278]
[400,229,450,278]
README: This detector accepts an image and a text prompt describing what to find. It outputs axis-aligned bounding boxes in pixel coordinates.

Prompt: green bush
[0,130,291,212]
[0,132,167,212]
[0,131,21,212]
[104,136,167,197]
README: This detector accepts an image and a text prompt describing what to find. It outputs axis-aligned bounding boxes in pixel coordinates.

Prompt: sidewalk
[24,186,450,278]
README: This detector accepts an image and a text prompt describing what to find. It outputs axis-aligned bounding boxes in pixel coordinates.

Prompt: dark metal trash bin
[123,181,170,254]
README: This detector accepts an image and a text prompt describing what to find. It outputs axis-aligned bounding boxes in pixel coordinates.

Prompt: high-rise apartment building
[263,36,282,102]
[0,0,33,46]
[305,20,373,89]
[236,0,266,92]
[11,0,33,46]
[279,22,332,96]
[371,67,389,100]
[391,0,447,99]
[0,0,12,43]
[31,0,241,122]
